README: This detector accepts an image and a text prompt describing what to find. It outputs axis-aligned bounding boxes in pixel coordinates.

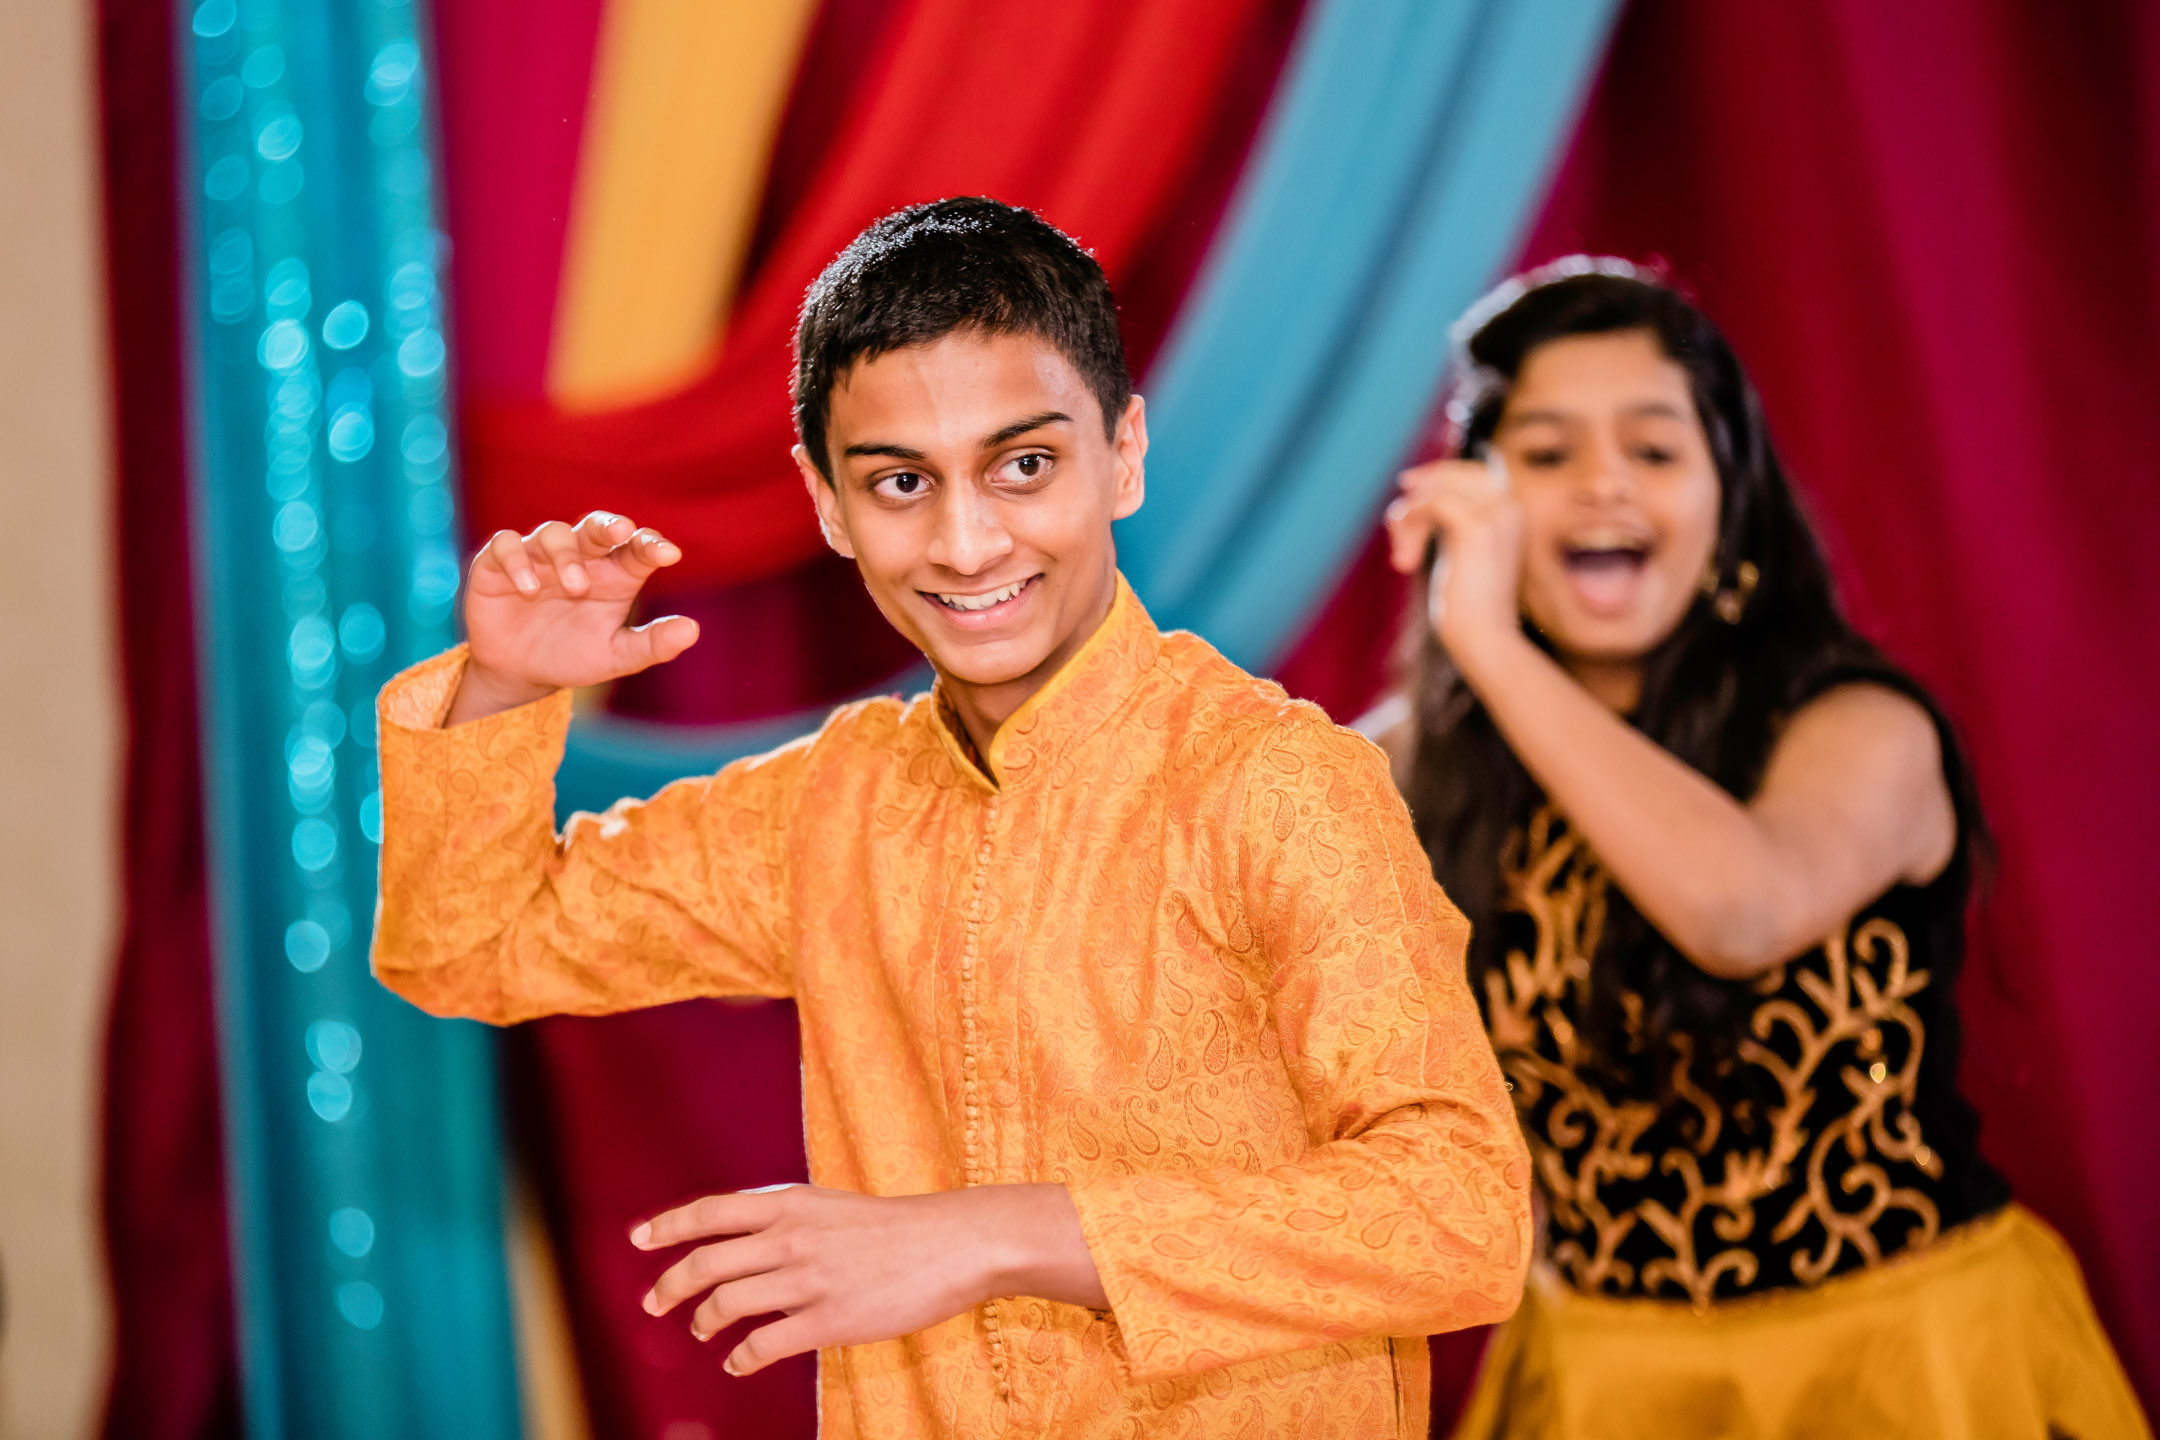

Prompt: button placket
[957,794,1012,1401]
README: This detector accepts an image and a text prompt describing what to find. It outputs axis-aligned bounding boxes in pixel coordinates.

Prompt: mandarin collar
[928,574,1161,793]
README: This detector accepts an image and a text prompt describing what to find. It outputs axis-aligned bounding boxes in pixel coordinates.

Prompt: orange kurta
[373,578,1531,1438]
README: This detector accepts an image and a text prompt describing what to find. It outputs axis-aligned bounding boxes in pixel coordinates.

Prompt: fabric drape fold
[545,0,821,407]
[458,0,1278,590]
[548,0,1619,795]
[96,0,243,1431]
[1126,0,1620,668]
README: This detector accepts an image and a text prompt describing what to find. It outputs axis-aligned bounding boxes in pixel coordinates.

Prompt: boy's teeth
[939,579,1025,611]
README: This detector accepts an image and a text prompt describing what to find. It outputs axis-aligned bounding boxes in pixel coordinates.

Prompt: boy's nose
[927,484,1012,576]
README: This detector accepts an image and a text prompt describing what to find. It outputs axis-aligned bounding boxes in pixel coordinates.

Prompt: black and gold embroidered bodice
[1486,806,2007,1306]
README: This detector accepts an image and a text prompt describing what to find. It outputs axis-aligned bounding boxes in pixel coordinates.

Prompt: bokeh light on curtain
[175,0,520,1432]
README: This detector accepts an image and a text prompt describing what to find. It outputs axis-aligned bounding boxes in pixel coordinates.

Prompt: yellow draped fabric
[547,0,819,408]
[1452,1204,2151,1440]
[372,579,1533,1438]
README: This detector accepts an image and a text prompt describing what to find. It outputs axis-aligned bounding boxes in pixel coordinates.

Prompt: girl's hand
[1383,456,1524,663]
[447,511,700,725]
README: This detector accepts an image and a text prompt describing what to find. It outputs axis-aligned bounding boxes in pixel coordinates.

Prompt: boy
[374,197,1529,1438]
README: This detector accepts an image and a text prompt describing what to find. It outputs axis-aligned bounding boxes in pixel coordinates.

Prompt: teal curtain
[177,0,521,1433]
[556,0,1618,793]
[1123,0,1620,665]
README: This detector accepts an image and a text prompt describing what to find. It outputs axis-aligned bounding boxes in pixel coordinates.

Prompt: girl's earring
[1709,560,1759,624]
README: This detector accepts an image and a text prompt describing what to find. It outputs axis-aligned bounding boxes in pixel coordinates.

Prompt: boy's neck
[939,574,1121,765]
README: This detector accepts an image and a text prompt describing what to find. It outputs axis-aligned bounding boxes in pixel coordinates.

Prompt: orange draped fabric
[460,0,1282,591]
[370,581,1531,1436]
[545,0,821,406]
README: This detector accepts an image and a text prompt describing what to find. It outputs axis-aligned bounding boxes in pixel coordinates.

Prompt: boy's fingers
[530,521,589,595]
[643,1233,780,1317]
[725,1312,821,1377]
[608,615,699,676]
[480,529,540,595]
[611,528,682,583]
[575,510,631,556]
[633,1187,775,1251]
[690,1270,806,1343]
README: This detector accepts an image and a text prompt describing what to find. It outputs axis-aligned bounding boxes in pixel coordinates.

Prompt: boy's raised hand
[447,511,701,726]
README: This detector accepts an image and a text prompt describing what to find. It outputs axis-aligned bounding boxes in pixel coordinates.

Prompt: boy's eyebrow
[841,439,930,462]
[980,411,1073,448]
[838,412,1072,464]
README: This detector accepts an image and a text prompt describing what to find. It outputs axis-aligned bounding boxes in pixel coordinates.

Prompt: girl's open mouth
[1560,540,1651,616]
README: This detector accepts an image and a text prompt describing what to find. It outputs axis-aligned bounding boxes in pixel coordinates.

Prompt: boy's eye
[874,471,929,499]
[1521,447,1566,468]
[1002,452,1052,482]
[1634,445,1676,465]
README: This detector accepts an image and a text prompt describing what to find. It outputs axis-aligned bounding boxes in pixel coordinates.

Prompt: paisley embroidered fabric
[1485,806,2006,1308]
[372,578,1532,1439]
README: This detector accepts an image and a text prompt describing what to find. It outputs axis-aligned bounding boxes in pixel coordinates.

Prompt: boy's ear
[1111,394,1147,522]
[796,444,856,559]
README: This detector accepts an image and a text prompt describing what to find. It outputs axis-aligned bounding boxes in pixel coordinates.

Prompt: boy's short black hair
[792,196,1132,480]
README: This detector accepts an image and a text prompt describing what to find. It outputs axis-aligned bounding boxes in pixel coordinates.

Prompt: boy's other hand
[631,1182,1107,1376]
[447,511,700,725]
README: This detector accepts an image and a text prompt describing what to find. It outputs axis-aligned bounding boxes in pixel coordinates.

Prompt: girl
[1379,260,2147,1439]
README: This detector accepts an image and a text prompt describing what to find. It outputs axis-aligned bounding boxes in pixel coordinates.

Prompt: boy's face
[798,330,1146,705]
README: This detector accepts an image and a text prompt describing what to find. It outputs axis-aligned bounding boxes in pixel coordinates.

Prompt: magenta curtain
[94,0,242,1431]
[1287,1,2160,1422]
[1529,1,2160,1407]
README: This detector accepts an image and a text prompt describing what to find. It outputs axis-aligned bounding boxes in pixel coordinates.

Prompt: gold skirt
[1451,1205,2150,1440]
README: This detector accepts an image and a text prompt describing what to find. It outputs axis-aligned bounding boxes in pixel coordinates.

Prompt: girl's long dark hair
[1401,260,1988,1105]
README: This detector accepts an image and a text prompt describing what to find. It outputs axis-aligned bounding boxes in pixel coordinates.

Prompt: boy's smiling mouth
[924,573,1041,619]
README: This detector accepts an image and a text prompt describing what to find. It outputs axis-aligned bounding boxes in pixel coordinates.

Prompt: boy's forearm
[978,1183,1109,1311]
[444,656,558,727]
[373,644,800,1018]
[1066,1097,1532,1383]
[371,648,572,1022]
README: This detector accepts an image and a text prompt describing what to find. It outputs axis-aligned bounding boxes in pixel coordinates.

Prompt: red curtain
[457,0,1300,593]
[1285,0,2160,1423]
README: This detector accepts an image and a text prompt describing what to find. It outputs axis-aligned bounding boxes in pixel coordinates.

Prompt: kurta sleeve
[1067,714,1532,1382]
[370,645,801,1023]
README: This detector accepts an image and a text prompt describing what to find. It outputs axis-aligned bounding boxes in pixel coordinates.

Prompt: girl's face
[1492,328,1722,675]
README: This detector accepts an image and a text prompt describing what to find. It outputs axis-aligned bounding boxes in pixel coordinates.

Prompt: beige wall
[0,0,119,1435]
